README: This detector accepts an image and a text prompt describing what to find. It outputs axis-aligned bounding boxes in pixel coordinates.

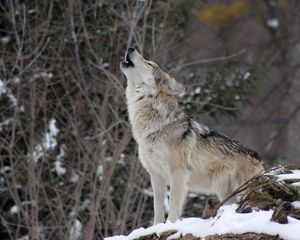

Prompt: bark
[135,232,282,240]
[204,233,282,240]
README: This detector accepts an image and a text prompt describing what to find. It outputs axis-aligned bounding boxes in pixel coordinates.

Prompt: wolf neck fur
[126,86,185,143]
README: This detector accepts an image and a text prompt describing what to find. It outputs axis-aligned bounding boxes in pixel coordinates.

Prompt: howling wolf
[120,47,264,224]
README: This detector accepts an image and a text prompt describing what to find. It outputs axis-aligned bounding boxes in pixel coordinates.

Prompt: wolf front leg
[150,174,166,225]
[167,169,188,222]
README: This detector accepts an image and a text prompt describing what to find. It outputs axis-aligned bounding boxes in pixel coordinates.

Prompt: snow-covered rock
[105,204,300,240]
[106,166,300,240]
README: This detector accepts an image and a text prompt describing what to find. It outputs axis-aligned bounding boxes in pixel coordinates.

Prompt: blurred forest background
[0,0,300,239]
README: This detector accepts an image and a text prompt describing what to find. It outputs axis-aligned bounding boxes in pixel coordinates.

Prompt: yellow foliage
[197,0,248,27]
[278,0,288,12]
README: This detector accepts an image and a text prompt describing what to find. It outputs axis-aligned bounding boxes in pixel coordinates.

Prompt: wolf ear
[166,78,185,96]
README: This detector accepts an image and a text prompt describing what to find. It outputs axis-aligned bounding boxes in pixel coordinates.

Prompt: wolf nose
[127,47,135,54]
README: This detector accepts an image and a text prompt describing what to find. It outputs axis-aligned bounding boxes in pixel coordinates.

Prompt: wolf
[120,47,264,224]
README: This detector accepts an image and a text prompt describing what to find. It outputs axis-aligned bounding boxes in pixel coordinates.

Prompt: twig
[83,120,127,140]
[188,101,239,111]
[217,166,286,209]
[127,0,148,49]
[11,3,26,74]
[217,168,267,208]
[67,0,85,86]
[169,49,246,73]
[17,37,50,77]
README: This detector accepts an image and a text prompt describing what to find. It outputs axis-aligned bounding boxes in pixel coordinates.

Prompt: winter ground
[106,169,300,240]
[106,204,300,240]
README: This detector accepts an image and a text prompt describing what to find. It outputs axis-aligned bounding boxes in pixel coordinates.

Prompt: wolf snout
[120,47,135,69]
[126,47,135,63]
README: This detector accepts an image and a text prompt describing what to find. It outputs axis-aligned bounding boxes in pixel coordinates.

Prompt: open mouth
[121,49,135,68]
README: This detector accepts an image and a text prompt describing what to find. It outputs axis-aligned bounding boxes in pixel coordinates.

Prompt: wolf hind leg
[150,173,167,225]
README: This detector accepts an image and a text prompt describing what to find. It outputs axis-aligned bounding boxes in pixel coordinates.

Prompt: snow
[54,160,66,175]
[102,62,110,68]
[0,80,7,95]
[267,18,280,29]
[275,170,300,182]
[106,169,300,240]
[17,236,29,240]
[33,144,44,162]
[194,87,201,94]
[292,201,300,209]
[97,165,104,180]
[119,154,125,165]
[12,77,21,84]
[142,189,169,213]
[106,205,300,240]
[28,9,37,14]
[0,79,19,107]
[8,93,18,106]
[292,182,300,187]
[70,171,79,183]
[57,145,66,161]
[143,188,153,197]
[0,166,11,174]
[80,199,91,210]
[10,205,20,214]
[69,219,82,240]
[33,118,59,162]
[1,36,10,44]
[53,146,66,175]
[33,72,53,80]
[49,118,60,138]
[10,201,34,215]
[243,72,250,80]
[234,95,240,100]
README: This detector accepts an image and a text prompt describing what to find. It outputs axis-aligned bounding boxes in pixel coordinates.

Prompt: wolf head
[120,48,185,96]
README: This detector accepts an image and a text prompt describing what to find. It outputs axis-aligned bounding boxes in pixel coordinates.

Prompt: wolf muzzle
[121,47,135,68]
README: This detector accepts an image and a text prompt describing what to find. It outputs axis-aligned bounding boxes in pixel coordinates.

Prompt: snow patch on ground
[106,205,300,240]
[275,170,300,182]
[106,169,300,240]
[292,182,300,187]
